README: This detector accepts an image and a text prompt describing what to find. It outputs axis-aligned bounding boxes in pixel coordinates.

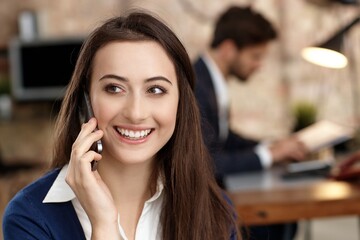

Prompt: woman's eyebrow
[99,74,173,85]
[145,76,173,85]
[99,74,128,82]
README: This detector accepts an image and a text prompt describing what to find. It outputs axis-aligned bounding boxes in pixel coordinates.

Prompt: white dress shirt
[43,165,164,240]
[201,53,272,168]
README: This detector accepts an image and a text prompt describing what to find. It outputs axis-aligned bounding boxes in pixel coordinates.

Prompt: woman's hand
[65,118,120,239]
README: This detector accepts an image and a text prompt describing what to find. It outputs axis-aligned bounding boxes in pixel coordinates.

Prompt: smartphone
[80,91,103,171]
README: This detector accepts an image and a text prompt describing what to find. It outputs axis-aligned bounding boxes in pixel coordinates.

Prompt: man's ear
[220,39,238,61]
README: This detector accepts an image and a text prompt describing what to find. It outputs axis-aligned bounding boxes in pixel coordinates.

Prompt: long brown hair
[52,10,240,240]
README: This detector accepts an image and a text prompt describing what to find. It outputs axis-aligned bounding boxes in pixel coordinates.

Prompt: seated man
[193,6,309,240]
[194,6,308,184]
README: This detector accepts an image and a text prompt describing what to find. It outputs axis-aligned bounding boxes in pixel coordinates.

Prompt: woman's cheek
[93,98,117,129]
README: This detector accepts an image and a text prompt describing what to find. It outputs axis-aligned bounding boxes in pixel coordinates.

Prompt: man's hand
[270,137,308,164]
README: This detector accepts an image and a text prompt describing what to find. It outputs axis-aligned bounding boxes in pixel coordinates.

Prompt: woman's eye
[105,85,123,93]
[148,86,167,95]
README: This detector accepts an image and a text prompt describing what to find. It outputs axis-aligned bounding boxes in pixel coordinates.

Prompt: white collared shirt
[43,165,164,240]
[202,53,272,168]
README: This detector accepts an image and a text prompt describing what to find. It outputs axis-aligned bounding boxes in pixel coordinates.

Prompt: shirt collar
[43,165,75,203]
[146,176,164,203]
[202,51,227,87]
[43,164,164,204]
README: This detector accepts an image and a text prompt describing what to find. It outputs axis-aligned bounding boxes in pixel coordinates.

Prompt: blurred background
[0,0,360,239]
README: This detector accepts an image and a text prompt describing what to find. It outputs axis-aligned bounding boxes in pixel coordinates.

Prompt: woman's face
[89,41,179,166]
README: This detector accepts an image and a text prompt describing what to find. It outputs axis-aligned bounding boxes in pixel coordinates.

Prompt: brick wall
[0,0,359,144]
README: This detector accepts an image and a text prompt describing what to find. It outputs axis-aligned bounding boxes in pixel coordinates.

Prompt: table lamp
[301,15,360,150]
[301,16,359,69]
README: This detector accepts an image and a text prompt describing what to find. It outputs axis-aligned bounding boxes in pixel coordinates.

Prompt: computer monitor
[9,37,83,101]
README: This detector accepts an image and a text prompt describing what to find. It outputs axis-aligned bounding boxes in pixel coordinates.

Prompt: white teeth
[129,131,135,138]
[116,128,151,139]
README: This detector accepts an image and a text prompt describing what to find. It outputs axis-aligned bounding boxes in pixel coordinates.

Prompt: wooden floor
[0,166,47,239]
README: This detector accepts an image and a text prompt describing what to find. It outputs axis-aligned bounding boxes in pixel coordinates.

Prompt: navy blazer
[194,57,263,180]
[2,169,85,240]
[3,168,238,240]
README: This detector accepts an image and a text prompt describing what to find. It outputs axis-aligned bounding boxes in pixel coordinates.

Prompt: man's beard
[230,68,249,82]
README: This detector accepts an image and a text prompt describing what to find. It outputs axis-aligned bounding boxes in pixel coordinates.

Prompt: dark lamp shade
[302,16,359,69]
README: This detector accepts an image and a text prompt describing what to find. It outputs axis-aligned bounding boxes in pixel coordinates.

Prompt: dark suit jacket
[194,57,263,180]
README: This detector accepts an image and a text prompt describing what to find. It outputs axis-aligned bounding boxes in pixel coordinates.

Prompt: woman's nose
[122,94,148,122]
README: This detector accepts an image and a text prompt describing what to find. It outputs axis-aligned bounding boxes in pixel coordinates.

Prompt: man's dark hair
[211,6,277,49]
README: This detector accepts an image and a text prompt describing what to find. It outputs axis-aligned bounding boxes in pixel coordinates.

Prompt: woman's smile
[114,126,153,142]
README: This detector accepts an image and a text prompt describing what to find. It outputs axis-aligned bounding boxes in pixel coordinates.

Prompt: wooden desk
[225,168,360,226]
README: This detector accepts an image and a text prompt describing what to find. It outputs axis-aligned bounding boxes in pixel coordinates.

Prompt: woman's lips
[115,127,153,141]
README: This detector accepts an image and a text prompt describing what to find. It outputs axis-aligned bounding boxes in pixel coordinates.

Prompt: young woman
[3,11,240,240]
